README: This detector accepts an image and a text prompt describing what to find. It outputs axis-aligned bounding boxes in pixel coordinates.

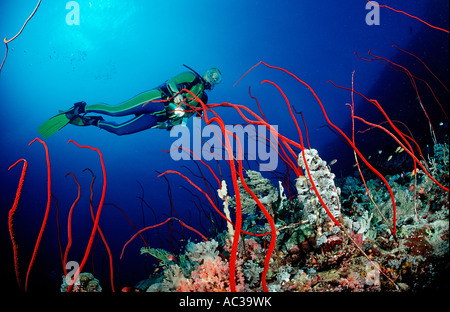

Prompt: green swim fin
[37,102,87,138]
[37,113,71,139]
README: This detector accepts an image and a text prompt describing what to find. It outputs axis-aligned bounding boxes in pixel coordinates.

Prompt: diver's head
[203,68,222,90]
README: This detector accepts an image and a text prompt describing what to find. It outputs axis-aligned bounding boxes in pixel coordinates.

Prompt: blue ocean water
[0,0,448,292]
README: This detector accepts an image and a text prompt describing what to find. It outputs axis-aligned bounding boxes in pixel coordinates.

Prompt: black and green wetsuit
[84,71,207,135]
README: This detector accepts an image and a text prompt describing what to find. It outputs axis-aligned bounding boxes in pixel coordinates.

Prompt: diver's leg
[97,114,163,136]
[85,89,166,116]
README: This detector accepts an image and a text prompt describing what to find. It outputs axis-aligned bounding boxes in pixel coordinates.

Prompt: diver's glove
[153,120,173,131]
[169,95,185,117]
[174,94,184,104]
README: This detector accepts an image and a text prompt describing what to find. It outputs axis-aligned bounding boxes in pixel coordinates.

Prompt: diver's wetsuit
[84,71,207,135]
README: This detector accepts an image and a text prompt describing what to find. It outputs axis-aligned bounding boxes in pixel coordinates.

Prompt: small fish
[439,122,444,126]
[378,150,382,154]
[410,168,418,177]
[387,155,393,161]
[368,155,372,160]
[167,254,176,262]
[398,147,404,153]
[395,146,401,153]
[329,159,338,166]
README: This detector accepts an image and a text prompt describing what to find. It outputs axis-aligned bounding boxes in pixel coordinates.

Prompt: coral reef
[143,238,265,292]
[60,272,102,292]
[137,143,448,292]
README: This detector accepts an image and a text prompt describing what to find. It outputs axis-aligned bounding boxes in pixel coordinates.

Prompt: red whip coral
[8,158,28,290]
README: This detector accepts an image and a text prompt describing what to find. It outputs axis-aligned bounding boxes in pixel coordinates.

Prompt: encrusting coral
[296,149,342,246]
[229,170,279,216]
[60,272,102,292]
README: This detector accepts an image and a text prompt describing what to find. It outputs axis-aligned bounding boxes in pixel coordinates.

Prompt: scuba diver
[38,66,222,138]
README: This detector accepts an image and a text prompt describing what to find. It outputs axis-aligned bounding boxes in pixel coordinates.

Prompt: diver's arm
[166,71,196,96]
[165,71,205,123]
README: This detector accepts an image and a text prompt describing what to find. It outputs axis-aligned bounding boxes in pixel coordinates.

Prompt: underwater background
[0,0,448,293]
